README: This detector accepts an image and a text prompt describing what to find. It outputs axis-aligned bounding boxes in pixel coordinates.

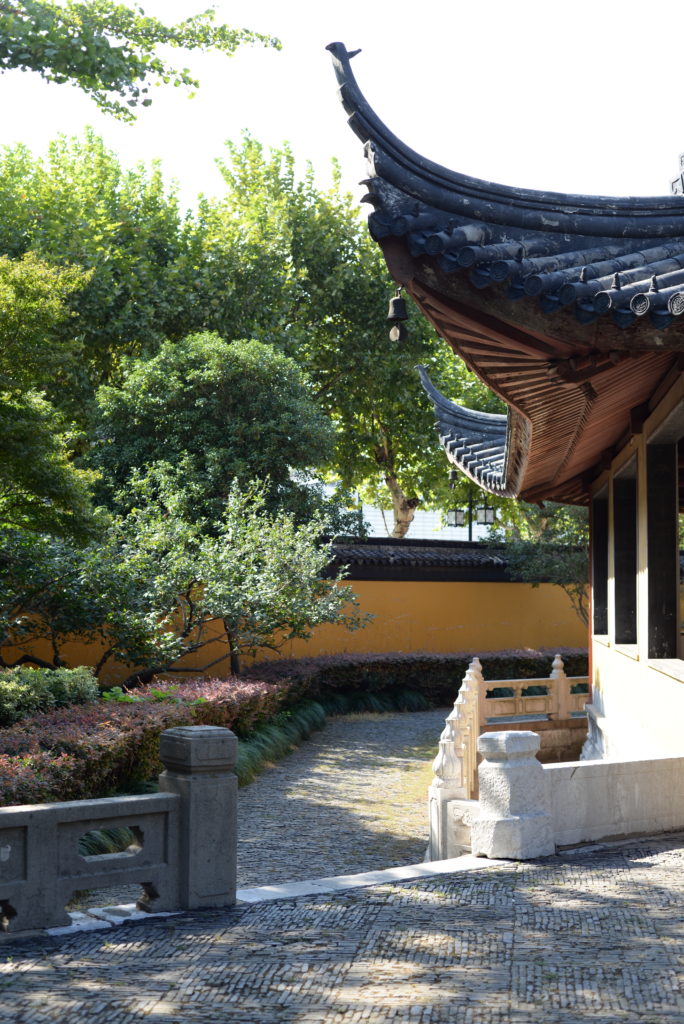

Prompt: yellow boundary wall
[2,580,587,683]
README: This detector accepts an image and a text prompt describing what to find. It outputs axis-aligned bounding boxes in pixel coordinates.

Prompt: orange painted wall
[2,580,585,684]
[275,580,587,660]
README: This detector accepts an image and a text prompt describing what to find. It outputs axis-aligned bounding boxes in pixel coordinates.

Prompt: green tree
[88,332,335,523]
[0,1,279,120]
[0,252,95,538]
[182,138,504,537]
[491,503,589,624]
[0,488,364,683]
[0,132,190,416]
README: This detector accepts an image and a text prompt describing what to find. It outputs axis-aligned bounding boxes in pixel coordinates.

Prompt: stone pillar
[471,730,554,860]
[613,476,637,644]
[647,443,679,658]
[159,725,238,909]
[592,494,609,635]
[550,653,569,720]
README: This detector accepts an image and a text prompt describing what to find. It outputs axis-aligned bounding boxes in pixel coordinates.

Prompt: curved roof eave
[417,365,526,498]
[327,42,684,238]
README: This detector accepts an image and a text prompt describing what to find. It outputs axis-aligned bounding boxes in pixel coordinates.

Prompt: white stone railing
[427,657,483,860]
[471,731,684,858]
[0,725,237,936]
[427,655,589,861]
[480,654,589,725]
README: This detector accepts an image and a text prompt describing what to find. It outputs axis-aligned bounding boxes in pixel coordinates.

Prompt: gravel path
[237,708,445,888]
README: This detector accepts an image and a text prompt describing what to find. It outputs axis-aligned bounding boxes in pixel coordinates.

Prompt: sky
[2,0,684,214]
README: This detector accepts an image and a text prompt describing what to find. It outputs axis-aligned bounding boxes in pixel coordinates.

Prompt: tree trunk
[385,474,419,539]
[225,624,241,676]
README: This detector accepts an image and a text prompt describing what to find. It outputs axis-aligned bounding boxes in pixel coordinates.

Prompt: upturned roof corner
[329,42,684,505]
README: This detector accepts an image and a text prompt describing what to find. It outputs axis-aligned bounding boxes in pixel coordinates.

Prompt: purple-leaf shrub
[0,676,286,805]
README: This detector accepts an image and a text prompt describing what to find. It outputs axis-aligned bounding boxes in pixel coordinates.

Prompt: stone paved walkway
[70,708,445,911]
[3,834,683,1023]
[237,709,445,888]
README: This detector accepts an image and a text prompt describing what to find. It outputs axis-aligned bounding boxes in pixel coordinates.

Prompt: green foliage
[181,137,504,535]
[0,675,288,804]
[490,503,590,624]
[0,391,96,538]
[0,665,97,725]
[0,1,279,120]
[0,251,86,392]
[1,486,365,684]
[0,252,97,537]
[244,648,589,707]
[89,332,335,521]
[0,134,189,414]
[78,826,136,857]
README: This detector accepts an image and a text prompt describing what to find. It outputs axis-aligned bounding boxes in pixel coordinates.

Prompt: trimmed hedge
[243,648,589,707]
[0,666,98,726]
[0,676,288,805]
[0,648,589,806]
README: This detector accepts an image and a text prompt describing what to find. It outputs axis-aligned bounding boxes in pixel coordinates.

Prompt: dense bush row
[0,677,288,805]
[0,666,98,725]
[243,648,589,707]
[0,649,588,806]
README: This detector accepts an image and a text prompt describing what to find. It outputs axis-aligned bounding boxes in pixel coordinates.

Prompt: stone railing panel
[427,655,589,862]
[0,793,180,932]
[0,725,237,936]
[479,655,588,725]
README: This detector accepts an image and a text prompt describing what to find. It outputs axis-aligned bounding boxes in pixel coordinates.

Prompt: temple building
[329,42,684,761]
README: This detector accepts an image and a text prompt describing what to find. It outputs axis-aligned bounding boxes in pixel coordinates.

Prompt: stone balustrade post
[159,725,238,909]
[471,730,554,860]
[460,664,480,799]
[549,653,569,719]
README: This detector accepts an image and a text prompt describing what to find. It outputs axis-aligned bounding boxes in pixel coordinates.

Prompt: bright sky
[1,0,683,213]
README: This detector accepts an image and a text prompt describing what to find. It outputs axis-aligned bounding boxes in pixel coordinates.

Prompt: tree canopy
[189,137,504,536]
[0,132,189,418]
[492,503,589,624]
[0,487,363,683]
[88,332,335,522]
[0,252,95,538]
[0,1,279,120]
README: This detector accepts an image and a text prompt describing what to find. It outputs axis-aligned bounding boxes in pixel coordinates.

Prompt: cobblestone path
[4,835,683,1023]
[237,709,446,888]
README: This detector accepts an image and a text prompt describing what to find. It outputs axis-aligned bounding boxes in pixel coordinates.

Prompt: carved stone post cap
[477,730,540,760]
[160,726,237,772]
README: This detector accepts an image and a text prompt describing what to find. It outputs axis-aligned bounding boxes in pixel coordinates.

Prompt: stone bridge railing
[471,731,684,858]
[0,725,237,936]
[479,654,589,725]
[428,655,588,860]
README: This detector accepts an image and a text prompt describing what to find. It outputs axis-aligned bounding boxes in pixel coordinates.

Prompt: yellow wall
[278,580,587,659]
[2,581,587,684]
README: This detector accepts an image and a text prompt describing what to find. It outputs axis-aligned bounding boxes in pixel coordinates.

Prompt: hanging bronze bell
[387,289,409,323]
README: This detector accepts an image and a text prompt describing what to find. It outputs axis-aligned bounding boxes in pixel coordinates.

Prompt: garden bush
[0,665,98,725]
[243,648,589,707]
[0,676,288,805]
[0,648,589,806]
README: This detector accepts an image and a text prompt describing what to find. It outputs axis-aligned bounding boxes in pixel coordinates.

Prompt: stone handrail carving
[0,725,237,936]
[478,654,588,725]
[427,655,588,862]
